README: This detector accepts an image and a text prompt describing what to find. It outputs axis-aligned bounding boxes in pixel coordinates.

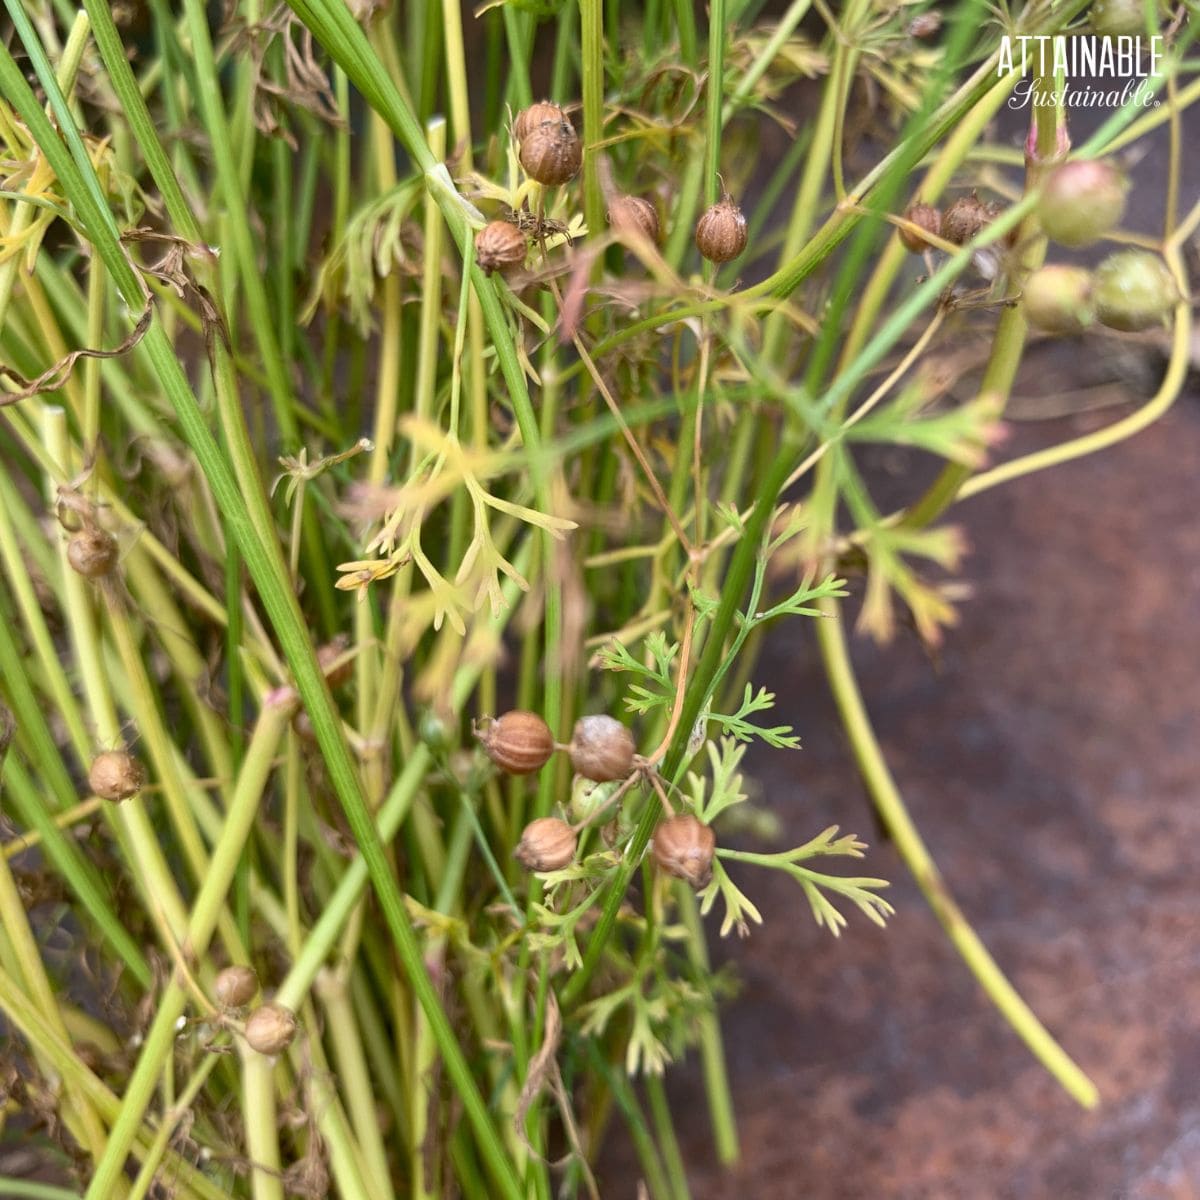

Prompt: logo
[998,35,1164,110]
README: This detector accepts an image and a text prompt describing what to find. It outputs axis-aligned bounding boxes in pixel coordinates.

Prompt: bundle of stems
[0,0,1194,1195]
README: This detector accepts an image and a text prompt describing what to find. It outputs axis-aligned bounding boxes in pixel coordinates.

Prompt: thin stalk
[703,0,726,212]
[814,599,1098,1108]
[73,694,294,1200]
[317,968,398,1200]
[580,0,607,243]
[644,1073,690,1199]
[242,1051,284,1200]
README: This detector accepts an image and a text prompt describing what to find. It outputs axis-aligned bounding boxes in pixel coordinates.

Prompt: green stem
[242,1051,284,1200]
[579,0,606,242]
[564,432,801,1005]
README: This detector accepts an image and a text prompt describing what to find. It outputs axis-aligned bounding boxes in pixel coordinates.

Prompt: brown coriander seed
[898,202,941,253]
[514,817,578,873]
[88,750,145,802]
[652,813,716,890]
[695,196,747,264]
[244,1003,297,1056]
[941,192,998,246]
[607,194,660,244]
[475,220,527,276]
[214,965,259,1009]
[907,12,941,38]
[67,527,118,579]
[476,710,556,775]
[567,714,636,783]
[517,108,581,187]
[513,100,567,144]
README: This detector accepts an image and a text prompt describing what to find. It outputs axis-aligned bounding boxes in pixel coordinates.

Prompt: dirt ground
[600,362,1200,1199]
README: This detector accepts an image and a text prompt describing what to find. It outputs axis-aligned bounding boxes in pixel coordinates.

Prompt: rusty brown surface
[602,388,1200,1199]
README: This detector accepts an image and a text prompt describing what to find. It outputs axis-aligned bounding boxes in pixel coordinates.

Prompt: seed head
[214,965,259,1009]
[475,220,527,276]
[88,750,145,802]
[1037,159,1127,248]
[475,220,528,276]
[1093,250,1177,332]
[607,195,660,244]
[907,12,942,38]
[898,202,941,253]
[695,196,748,264]
[513,100,567,144]
[568,715,635,782]
[514,817,577,873]
[477,710,556,775]
[516,104,581,187]
[244,1003,297,1056]
[652,814,716,890]
[1090,0,1161,37]
[1023,265,1096,335]
[67,527,118,579]
[941,193,999,246]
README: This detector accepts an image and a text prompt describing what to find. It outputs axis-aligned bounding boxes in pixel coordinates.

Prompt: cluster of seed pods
[477,710,716,890]
[474,101,748,278]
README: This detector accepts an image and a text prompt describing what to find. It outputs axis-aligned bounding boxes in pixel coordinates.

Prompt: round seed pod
[1090,0,1161,36]
[88,750,145,802]
[695,196,748,264]
[244,1003,296,1056]
[513,100,568,144]
[514,817,577,873]
[567,715,635,783]
[941,193,998,246]
[1093,250,1177,332]
[517,108,581,187]
[418,708,453,752]
[1038,160,1127,248]
[652,814,716,890]
[475,220,527,276]
[907,12,942,38]
[477,710,556,775]
[607,195,660,243]
[898,202,941,253]
[214,965,259,1009]
[1022,265,1096,335]
[67,527,118,579]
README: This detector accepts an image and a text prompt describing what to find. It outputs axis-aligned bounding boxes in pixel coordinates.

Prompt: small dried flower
[88,750,145,802]
[568,715,635,782]
[516,103,581,186]
[652,814,716,890]
[695,196,748,264]
[214,965,259,1009]
[244,1003,297,1056]
[67,527,118,579]
[476,710,556,775]
[898,202,941,253]
[475,220,527,276]
[514,817,577,872]
[607,194,660,243]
